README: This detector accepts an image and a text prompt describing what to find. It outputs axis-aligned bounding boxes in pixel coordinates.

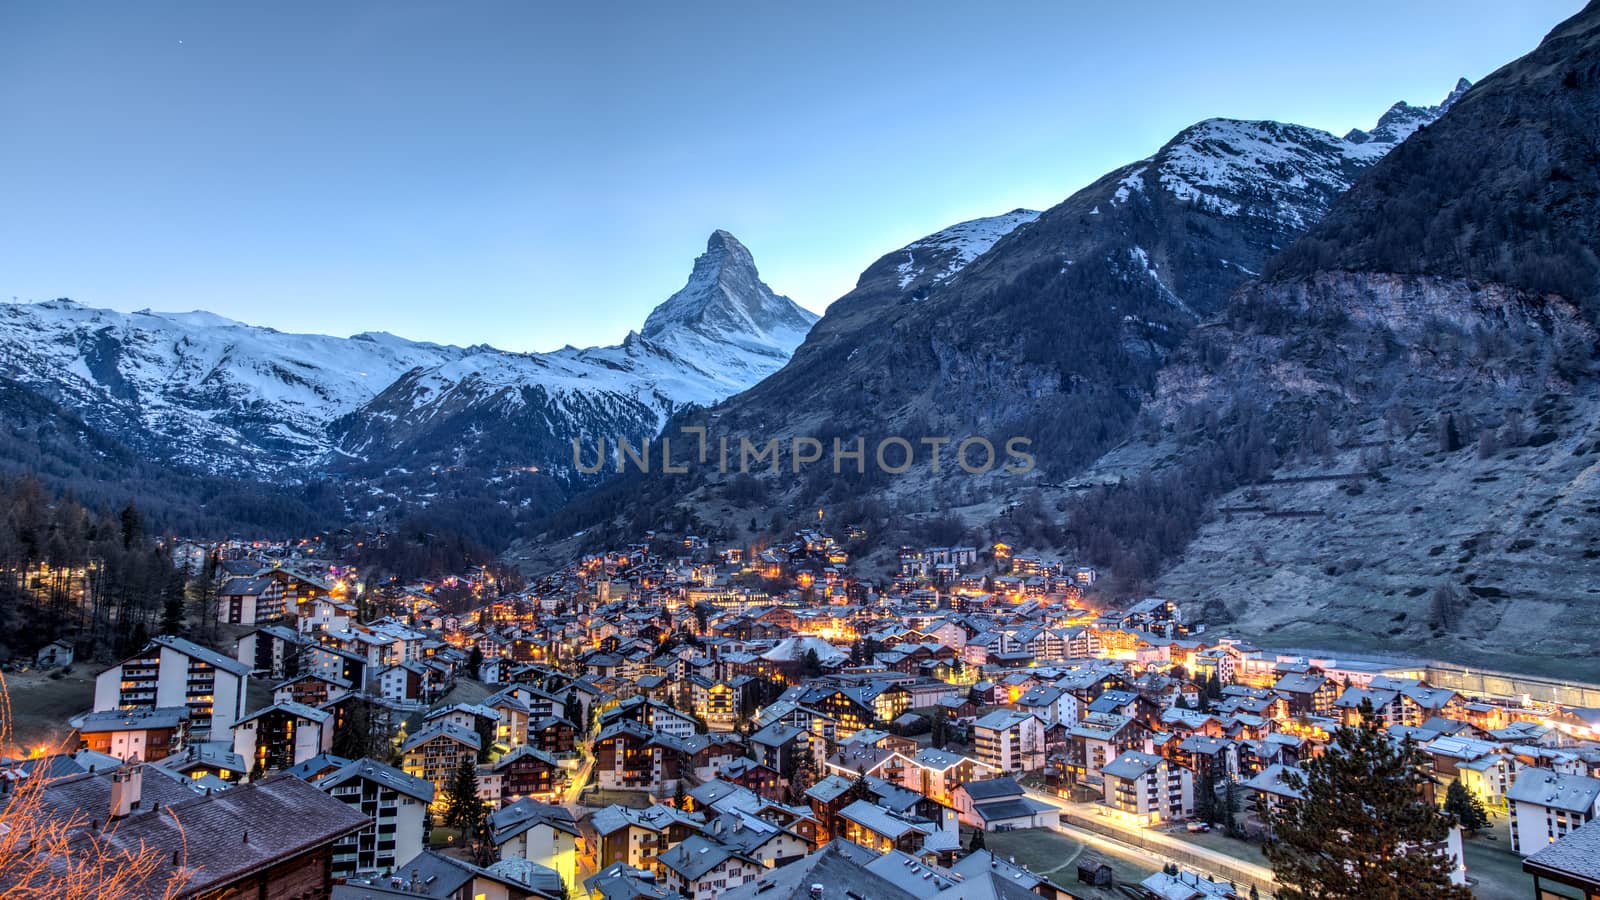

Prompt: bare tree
[0,676,190,899]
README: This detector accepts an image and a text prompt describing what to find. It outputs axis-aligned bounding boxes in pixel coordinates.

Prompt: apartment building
[972,709,1045,774]
[93,636,251,740]
[1100,750,1194,826]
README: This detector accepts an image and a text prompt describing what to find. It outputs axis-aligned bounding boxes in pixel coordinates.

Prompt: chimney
[110,764,143,819]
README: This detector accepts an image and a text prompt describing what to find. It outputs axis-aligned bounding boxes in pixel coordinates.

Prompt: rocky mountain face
[1344,78,1471,147]
[639,229,819,383]
[0,373,343,535]
[1095,3,1600,677]
[0,231,815,505]
[605,80,1467,542]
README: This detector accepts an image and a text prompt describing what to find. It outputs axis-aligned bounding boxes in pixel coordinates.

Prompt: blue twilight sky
[0,1,1581,352]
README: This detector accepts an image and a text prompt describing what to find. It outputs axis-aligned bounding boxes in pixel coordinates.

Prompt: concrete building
[1508,768,1600,856]
[93,636,251,740]
[1100,750,1194,826]
[74,707,190,762]
[233,701,335,774]
[972,709,1045,774]
[311,756,435,878]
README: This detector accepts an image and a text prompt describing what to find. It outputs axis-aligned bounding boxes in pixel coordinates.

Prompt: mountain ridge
[522,80,1471,572]
[0,229,815,484]
[684,79,1469,474]
[1082,2,1600,676]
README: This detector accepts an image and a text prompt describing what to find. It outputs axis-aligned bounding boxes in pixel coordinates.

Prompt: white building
[972,709,1045,774]
[312,757,434,877]
[93,636,251,740]
[488,799,583,893]
[656,834,760,900]
[1508,768,1600,855]
[1100,750,1194,826]
[1014,683,1079,726]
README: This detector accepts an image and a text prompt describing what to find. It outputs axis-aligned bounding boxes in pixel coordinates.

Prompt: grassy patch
[3,668,96,753]
[1164,827,1270,865]
[984,828,1158,900]
[576,789,655,809]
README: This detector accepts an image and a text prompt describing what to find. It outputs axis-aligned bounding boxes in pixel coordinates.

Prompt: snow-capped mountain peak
[0,297,468,475]
[641,230,818,359]
[1345,77,1471,147]
[329,231,817,476]
[0,233,817,480]
[1109,79,1472,233]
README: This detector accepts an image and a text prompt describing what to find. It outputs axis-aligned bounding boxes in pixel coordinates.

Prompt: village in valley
[8,518,1600,900]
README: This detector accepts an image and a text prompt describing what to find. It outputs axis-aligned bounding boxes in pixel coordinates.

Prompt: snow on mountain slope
[892,209,1043,290]
[1345,77,1472,150]
[1,231,813,480]
[638,230,819,389]
[0,299,465,475]
[329,231,816,473]
[1121,79,1470,232]
[675,79,1475,526]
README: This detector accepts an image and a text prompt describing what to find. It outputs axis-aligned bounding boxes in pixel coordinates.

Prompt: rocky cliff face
[1099,2,1600,676]
[1344,78,1471,147]
[1272,8,1600,314]
[641,230,817,361]
[676,82,1465,498]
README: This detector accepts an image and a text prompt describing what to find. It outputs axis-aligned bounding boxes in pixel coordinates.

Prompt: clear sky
[0,1,1580,352]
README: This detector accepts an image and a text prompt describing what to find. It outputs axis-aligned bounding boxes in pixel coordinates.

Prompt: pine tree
[1265,710,1473,899]
[332,696,389,761]
[968,828,986,852]
[1223,776,1243,837]
[1195,766,1219,824]
[443,757,485,834]
[788,749,818,803]
[190,553,221,643]
[1443,780,1490,835]
[564,692,586,736]
[159,568,187,636]
[802,648,822,677]
[118,503,143,550]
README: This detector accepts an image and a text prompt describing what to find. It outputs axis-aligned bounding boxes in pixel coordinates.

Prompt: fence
[1424,663,1600,708]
